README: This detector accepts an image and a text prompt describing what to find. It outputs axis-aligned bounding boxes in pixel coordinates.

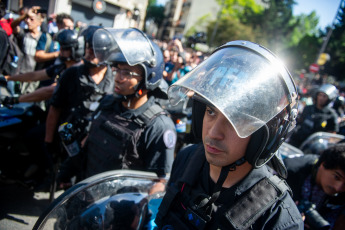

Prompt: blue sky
[293,0,342,29]
[157,0,342,29]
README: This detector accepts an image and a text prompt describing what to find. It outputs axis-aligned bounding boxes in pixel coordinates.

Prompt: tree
[248,0,298,53]
[289,11,319,46]
[285,34,321,71]
[206,15,255,47]
[206,0,263,47]
[323,2,345,80]
[215,0,264,19]
[144,0,165,31]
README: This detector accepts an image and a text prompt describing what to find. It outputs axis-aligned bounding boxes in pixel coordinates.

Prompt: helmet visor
[93,28,155,66]
[168,46,294,138]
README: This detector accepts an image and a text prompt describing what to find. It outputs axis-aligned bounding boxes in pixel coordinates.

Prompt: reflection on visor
[93,28,155,66]
[168,47,293,138]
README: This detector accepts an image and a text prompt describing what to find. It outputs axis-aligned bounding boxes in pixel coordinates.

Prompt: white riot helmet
[168,41,298,172]
[317,83,338,105]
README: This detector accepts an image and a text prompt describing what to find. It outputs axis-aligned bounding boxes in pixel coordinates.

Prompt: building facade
[6,0,148,29]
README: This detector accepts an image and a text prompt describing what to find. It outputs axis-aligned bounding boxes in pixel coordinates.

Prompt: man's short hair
[56,13,74,25]
[318,143,345,172]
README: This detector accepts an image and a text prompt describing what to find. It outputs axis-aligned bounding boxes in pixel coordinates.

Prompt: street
[0,182,63,230]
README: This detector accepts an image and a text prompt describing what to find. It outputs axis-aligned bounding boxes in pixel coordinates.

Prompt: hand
[3,96,19,107]
[0,75,7,87]
[44,141,60,167]
[30,6,42,15]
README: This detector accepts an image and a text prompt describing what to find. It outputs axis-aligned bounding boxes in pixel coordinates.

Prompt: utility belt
[156,175,291,230]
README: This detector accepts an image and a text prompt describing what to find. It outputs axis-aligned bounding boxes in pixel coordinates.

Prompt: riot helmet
[333,96,345,115]
[80,25,102,49]
[78,25,103,68]
[93,28,166,98]
[316,83,338,105]
[168,40,298,169]
[56,29,84,61]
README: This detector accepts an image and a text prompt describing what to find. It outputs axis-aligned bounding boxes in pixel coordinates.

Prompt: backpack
[0,26,23,75]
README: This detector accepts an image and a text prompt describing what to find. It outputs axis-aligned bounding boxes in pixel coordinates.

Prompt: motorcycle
[299,131,345,155]
[278,142,304,159]
[33,170,169,230]
[0,80,46,186]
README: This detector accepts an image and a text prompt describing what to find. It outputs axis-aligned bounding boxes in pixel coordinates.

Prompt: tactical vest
[83,99,165,179]
[155,146,291,230]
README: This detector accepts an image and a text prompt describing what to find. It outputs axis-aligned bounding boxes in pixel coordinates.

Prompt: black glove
[3,96,19,107]
[44,141,60,167]
[0,75,7,87]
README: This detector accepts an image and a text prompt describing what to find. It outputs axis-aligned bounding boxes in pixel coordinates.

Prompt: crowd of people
[1,3,345,229]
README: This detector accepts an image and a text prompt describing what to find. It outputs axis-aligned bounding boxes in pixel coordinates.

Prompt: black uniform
[50,64,114,130]
[50,64,114,181]
[82,95,176,178]
[155,144,303,229]
[288,104,339,147]
[284,155,345,229]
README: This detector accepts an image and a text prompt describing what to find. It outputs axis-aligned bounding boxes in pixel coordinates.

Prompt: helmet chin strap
[191,157,247,220]
[83,58,101,68]
[121,81,145,108]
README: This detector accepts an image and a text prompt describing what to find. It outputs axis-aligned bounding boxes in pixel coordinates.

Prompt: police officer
[288,83,339,148]
[44,25,114,185]
[3,29,83,105]
[155,41,303,229]
[80,28,176,179]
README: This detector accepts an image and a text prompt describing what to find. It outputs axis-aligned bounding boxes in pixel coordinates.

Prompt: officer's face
[317,163,345,196]
[60,48,72,60]
[316,92,329,107]
[114,63,144,96]
[84,47,99,64]
[202,105,251,168]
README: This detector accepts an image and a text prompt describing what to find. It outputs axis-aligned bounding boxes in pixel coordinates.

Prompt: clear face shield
[92,28,156,67]
[168,45,297,138]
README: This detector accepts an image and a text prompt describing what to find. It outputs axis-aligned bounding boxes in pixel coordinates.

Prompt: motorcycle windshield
[299,131,345,154]
[93,28,155,66]
[33,170,168,230]
[168,46,296,138]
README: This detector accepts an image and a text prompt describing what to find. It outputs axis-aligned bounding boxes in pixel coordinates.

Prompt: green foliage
[285,34,321,71]
[323,3,345,80]
[289,11,319,46]
[215,0,264,18]
[206,15,255,47]
[145,4,165,27]
[247,0,297,52]
[184,0,344,80]
[185,14,212,37]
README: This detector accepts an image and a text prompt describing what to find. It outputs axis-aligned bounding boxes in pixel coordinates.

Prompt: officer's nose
[207,116,226,140]
[334,181,345,194]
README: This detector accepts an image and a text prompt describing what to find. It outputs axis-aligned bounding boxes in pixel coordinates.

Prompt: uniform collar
[177,144,272,196]
[120,96,156,119]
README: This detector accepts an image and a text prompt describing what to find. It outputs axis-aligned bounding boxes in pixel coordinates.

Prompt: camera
[297,200,330,230]
[58,122,80,157]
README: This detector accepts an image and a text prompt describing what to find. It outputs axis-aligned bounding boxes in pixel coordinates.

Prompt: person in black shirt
[284,144,345,229]
[288,84,339,148]
[155,41,303,229]
[44,26,114,187]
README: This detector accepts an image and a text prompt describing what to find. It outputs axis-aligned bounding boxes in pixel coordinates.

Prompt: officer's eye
[205,106,216,116]
[333,173,341,181]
